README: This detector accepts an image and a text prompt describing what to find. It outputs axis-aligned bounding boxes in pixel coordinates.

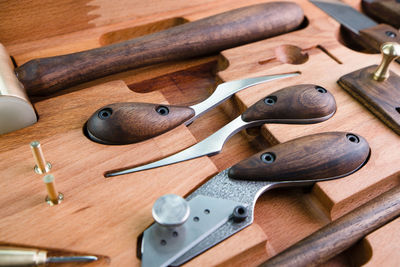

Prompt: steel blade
[310,0,377,33]
[188,72,299,124]
[140,168,276,267]
[105,116,252,177]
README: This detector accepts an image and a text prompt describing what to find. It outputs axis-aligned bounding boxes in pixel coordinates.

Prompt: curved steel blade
[187,72,299,124]
[105,116,253,177]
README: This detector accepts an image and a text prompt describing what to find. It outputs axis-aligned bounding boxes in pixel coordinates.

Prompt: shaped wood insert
[338,65,400,135]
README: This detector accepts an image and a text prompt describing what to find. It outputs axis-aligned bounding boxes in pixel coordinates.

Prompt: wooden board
[1,0,400,266]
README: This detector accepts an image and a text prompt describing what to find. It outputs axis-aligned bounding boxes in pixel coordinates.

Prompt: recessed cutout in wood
[258,44,342,65]
[336,26,375,54]
[100,17,188,46]
[274,45,309,65]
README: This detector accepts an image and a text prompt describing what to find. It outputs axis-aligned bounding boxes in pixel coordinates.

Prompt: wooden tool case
[0,0,399,266]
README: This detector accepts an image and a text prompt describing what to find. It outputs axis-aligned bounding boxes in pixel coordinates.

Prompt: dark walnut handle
[86,103,194,145]
[362,0,400,29]
[241,84,336,124]
[359,24,400,54]
[260,185,400,267]
[228,132,370,182]
[16,2,304,96]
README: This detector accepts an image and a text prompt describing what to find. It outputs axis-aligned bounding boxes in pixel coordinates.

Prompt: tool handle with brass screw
[373,42,400,81]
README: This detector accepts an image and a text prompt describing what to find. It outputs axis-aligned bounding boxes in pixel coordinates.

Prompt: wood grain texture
[228,132,369,181]
[241,84,336,123]
[2,0,400,266]
[361,217,400,266]
[0,81,218,267]
[219,0,400,223]
[86,102,194,144]
[362,0,400,29]
[260,185,400,267]
[0,0,99,45]
[15,2,304,96]
[338,65,400,135]
[359,24,400,52]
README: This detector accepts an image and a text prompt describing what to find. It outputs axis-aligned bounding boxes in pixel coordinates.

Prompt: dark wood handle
[228,132,370,182]
[359,24,400,53]
[86,103,194,145]
[260,185,400,267]
[15,2,304,96]
[241,84,336,123]
[362,0,400,29]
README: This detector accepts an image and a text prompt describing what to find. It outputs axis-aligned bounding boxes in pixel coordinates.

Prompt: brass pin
[43,174,63,205]
[30,141,51,174]
[373,42,400,81]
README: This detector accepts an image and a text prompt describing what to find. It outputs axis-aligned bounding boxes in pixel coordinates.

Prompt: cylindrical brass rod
[43,174,62,205]
[30,141,51,174]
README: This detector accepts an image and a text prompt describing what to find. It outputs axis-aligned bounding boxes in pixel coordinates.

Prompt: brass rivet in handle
[43,174,63,205]
[30,141,51,174]
[373,42,400,81]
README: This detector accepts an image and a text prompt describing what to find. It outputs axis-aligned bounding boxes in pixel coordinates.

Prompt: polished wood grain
[260,185,400,267]
[241,84,336,123]
[15,2,304,96]
[86,102,194,144]
[362,0,400,29]
[359,24,400,52]
[228,132,369,181]
[0,81,219,267]
[2,0,400,266]
[338,65,400,135]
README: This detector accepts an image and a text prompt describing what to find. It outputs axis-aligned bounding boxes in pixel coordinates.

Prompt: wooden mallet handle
[14,2,304,96]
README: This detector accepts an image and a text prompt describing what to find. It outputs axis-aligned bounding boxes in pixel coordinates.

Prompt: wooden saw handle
[15,2,304,96]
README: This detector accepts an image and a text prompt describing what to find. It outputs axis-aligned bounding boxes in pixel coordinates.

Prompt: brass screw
[373,42,400,81]
[43,174,63,206]
[30,141,51,174]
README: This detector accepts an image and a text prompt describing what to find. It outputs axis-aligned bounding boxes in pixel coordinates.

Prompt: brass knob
[373,42,400,81]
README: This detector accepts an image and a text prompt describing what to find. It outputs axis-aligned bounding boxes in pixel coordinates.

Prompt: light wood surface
[1,0,400,266]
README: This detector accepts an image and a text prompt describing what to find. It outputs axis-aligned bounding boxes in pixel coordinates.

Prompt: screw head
[152,194,190,227]
[156,106,169,116]
[98,108,112,120]
[232,205,248,223]
[260,152,275,163]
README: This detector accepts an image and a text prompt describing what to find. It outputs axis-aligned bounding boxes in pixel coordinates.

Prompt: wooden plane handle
[362,0,400,29]
[241,84,336,124]
[15,2,304,96]
[260,185,400,267]
[228,132,370,182]
[86,103,194,145]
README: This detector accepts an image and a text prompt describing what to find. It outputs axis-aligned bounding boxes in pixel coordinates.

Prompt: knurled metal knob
[373,42,400,81]
[152,194,190,227]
